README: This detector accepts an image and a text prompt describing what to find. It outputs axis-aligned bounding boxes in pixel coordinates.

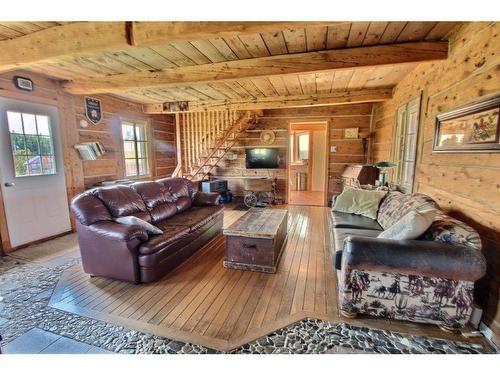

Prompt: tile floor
[1,328,112,354]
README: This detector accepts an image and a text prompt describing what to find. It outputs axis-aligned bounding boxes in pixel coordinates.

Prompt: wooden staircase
[174,110,258,181]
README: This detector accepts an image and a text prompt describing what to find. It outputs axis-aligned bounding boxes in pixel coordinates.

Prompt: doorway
[0,97,71,249]
[288,122,328,206]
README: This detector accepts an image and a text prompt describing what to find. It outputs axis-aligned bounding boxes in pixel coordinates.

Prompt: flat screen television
[245,148,280,169]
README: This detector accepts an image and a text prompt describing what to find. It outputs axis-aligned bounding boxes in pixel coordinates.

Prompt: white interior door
[0,97,71,248]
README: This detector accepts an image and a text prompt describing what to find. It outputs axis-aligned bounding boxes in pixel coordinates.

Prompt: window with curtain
[121,119,150,177]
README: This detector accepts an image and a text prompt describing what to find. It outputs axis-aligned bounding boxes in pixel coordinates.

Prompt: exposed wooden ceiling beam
[62,42,448,95]
[0,22,130,72]
[142,88,393,113]
[131,21,347,46]
[0,21,345,73]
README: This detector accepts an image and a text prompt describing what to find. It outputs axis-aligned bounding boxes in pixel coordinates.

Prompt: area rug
[0,255,496,354]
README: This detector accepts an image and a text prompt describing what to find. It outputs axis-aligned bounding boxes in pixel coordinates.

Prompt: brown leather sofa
[71,177,223,283]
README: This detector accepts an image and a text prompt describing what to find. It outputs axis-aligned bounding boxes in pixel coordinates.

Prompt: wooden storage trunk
[223,208,288,273]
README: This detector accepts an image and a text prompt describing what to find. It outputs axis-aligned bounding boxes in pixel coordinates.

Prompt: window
[121,120,150,177]
[7,111,56,177]
[391,96,421,193]
[290,131,310,163]
[297,133,310,160]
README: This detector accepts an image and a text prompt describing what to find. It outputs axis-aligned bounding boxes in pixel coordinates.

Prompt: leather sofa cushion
[71,192,112,225]
[330,210,382,230]
[159,205,224,232]
[156,177,195,213]
[139,225,190,255]
[157,177,195,199]
[138,214,222,268]
[132,181,177,223]
[332,228,381,270]
[94,185,151,222]
[175,196,192,213]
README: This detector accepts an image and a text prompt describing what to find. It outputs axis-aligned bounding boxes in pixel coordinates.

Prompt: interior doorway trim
[287,121,329,207]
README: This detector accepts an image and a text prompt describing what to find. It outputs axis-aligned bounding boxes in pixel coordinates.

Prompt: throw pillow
[332,187,387,220]
[114,216,163,235]
[377,209,436,240]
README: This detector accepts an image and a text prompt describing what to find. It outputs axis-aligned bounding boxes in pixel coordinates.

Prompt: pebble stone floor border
[0,256,497,354]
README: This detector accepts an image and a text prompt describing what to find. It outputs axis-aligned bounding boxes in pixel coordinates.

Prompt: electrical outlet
[330,146,337,153]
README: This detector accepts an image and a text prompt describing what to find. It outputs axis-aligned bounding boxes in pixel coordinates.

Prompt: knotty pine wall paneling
[369,22,500,342]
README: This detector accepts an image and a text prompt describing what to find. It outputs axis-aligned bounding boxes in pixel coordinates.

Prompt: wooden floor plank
[158,247,228,326]
[314,209,327,314]
[304,208,321,312]
[144,240,225,324]
[169,263,233,330]
[45,205,489,351]
[201,271,254,337]
[118,236,221,319]
[247,207,305,330]
[267,208,309,322]
[180,268,241,332]
[291,206,313,314]
[49,205,337,349]
[228,271,269,340]
[189,270,244,334]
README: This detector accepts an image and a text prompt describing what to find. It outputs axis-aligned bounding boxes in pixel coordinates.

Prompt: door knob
[4,182,15,187]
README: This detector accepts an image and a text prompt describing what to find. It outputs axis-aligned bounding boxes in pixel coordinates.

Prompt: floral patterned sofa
[330,191,486,332]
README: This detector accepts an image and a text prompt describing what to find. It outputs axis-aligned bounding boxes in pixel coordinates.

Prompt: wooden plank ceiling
[0,22,67,40]
[0,21,459,110]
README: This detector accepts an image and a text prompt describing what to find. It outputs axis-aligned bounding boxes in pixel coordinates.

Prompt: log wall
[0,70,176,251]
[213,104,373,202]
[369,22,500,342]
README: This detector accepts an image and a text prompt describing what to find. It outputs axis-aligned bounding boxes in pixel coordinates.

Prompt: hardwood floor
[288,190,325,206]
[48,205,483,351]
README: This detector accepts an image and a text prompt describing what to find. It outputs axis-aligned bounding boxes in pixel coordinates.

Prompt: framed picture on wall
[433,95,500,152]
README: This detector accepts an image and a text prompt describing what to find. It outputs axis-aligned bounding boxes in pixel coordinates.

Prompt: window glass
[7,111,56,177]
[135,125,146,141]
[124,159,137,177]
[22,113,37,134]
[123,141,136,158]
[122,124,135,141]
[136,142,147,159]
[298,133,309,160]
[7,112,23,133]
[36,115,51,135]
[121,120,149,177]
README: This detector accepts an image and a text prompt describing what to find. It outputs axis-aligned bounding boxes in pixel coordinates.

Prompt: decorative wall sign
[344,127,359,139]
[163,101,189,112]
[13,76,34,91]
[84,97,103,125]
[433,95,500,152]
[260,130,276,145]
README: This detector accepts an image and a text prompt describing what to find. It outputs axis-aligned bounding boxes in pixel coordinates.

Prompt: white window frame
[120,119,151,178]
[391,95,421,193]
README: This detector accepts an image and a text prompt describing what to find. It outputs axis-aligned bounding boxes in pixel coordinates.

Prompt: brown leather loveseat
[71,177,223,283]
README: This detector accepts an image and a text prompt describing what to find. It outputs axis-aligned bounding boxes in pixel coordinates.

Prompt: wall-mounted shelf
[74,142,107,160]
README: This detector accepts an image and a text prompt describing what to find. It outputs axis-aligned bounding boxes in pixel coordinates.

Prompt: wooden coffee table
[223,208,288,273]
